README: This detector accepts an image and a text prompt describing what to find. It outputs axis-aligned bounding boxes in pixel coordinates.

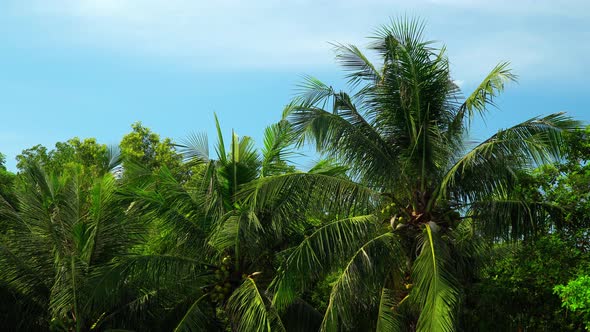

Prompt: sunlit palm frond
[213,113,227,164]
[411,224,459,332]
[226,277,285,332]
[261,120,297,177]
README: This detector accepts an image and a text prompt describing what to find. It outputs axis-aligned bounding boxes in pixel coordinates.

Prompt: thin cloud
[18,0,590,78]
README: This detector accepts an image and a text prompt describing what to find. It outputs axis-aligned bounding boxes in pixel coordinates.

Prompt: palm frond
[320,232,401,331]
[261,120,296,177]
[451,62,517,131]
[375,287,402,332]
[84,254,212,316]
[241,172,378,224]
[226,277,285,332]
[106,145,122,173]
[469,197,561,241]
[270,215,379,310]
[285,103,396,187]
[214,113,227,163]
[280,299,323,332]
[179,132,210,162]
[208,208,264,264]
[411,224,459,332]
[439,113,581,202]
[332,43,382,88]
[173,294,210,332]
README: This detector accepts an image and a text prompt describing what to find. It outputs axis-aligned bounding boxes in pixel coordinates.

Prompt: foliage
[555,275,590,330]
[120,122,184,178]
[117,116,333,330]
[460,125,590,331]
[462,235,588,331]
[0,153,16,208]
[16,138,116,177]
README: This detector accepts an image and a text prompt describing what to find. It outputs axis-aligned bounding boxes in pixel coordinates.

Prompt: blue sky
[1,0,589,171]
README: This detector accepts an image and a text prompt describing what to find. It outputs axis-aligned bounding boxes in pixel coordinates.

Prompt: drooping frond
[285,100,396,187]
[240,172,378,223]
[320,232,401,331]
[84,254,212,316]
[411,224,459,332]
[439,113,581,203]
[280,299,323,332]
[375,287,402,332]
[270,215,379,310]
[226,277,285,332]
[173,294,210,332]
[469,196,561,241]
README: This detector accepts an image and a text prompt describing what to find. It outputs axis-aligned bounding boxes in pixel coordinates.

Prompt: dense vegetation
[1,19,588,331]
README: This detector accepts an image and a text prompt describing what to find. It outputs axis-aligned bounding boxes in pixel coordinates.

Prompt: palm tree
[123,117,343,330]
[247,18,580,331]
[0,164,147,331]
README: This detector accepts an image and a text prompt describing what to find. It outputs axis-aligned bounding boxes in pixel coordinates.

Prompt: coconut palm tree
[245,18,580,331]
[122,117,346,331]
[0,164,148,331]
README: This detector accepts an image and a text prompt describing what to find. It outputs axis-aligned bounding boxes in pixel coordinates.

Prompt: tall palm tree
[246,18,580,331]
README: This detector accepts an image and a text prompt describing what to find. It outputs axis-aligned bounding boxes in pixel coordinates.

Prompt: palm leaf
[439,113,581,202]
[320,232,401,331]
[173,294,210,332]
[333,43,382,88]
[451,62,517,131]
[270,215,379,311]
[375,287,401,332]
[261,120,297,177]
[411,224,458,332]
[226,277,285,332]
